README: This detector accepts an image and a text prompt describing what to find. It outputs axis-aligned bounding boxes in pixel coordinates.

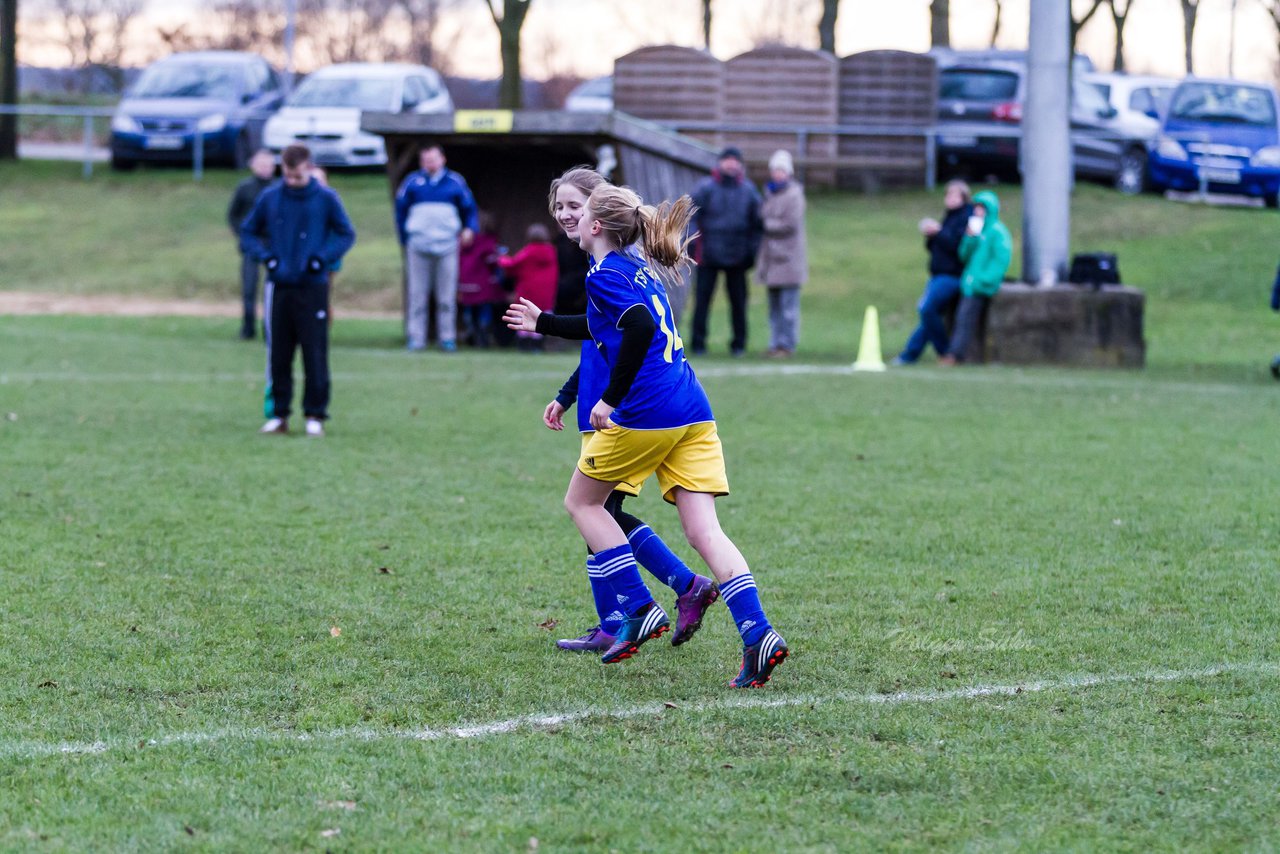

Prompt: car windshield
[131,62,243,100]
[1170,83,1275,126]
[289,76,397,110]
[940,69,1019,101]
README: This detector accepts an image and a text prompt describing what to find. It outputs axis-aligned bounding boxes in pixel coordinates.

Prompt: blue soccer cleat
[729,630,789,688]
[601,604,670,664]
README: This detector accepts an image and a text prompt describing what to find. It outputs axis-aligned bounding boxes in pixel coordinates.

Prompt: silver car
[1083,72,1177,194]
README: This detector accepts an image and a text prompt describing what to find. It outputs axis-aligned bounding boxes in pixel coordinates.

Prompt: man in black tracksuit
[690,146,764,357]
[240,144,356,437]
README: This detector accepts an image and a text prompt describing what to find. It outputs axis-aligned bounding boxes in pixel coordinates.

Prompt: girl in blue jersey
[511,183,789,687]
[538,168,719,654]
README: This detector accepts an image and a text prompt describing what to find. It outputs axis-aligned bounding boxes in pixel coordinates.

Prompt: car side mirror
[1143,109,1159,120]
[1098,105,1118,119]
[242,92,255,104]
[402,98,418,112]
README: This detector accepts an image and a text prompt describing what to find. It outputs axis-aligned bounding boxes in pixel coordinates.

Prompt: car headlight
[1251,146,1280,168]
[196,113,227,133]
[111,113,141,134]
[1155,136,1187,161]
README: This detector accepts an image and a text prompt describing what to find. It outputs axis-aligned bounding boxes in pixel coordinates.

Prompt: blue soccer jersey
[576,340,606,433]
[585,251,714,430]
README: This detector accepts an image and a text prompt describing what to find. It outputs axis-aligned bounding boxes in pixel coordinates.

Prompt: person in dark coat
[689,146,764,357]
[240,144,356,437]
[226,149,277,340]
[892,179,974,365]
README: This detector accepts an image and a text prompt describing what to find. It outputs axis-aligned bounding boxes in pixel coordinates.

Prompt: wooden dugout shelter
[361,109,719,251]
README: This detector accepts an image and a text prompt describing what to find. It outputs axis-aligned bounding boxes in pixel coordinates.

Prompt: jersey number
[651,295,684,363]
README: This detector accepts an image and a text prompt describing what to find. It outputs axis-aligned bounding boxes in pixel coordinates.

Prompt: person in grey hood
[395,145,479,352]
[227,149,277,340]
[689,146,763,357]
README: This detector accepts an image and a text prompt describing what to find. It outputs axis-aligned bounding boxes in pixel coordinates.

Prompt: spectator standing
[940,189,1011,366]
[457,211,503,348]
[499,223,558,350]
[690,146,763,357]
[240,144,356,437]
[892,179,974,365]
[226,148,277,340]
[395,144,479,352]
[755,150,807,358]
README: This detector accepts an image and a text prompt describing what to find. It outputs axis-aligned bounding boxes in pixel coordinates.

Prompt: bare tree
[1069,0,1105,56]
[746,0,818,48]
[1,0,16,159]
[1179,0,1200,74]
[990,0,1003,46]
[485,0,532,109]
[818,0,838,53]
[702,0,711,49]
[399,0,462,74]
[49,0,146,91]
[157,0,282,64]
[931,0,949,49]
[1107,0,1135,71]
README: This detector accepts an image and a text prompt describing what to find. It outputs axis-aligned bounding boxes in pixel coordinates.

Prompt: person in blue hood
[240,143,356,436]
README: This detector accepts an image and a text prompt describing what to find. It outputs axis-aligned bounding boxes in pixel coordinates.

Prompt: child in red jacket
[499,223,558,350]
[458,211,503,347]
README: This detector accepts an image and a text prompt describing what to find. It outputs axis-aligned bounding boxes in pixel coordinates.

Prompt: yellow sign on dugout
[453,110,515,133]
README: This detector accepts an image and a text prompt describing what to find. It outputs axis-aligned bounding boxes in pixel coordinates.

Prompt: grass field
[3,162,1280,850]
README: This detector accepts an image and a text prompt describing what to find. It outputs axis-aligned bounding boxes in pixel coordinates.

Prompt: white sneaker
[305,418,325,437]
[259,417,287,434]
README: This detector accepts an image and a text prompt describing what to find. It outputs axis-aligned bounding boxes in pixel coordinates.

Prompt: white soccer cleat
[305,418,325,437]
[259,417,287,434]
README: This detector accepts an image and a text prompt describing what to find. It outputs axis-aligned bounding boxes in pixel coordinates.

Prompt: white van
[263,63,452,167]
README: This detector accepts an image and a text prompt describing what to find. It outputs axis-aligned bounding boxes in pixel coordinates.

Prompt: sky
[18,0,1280,84]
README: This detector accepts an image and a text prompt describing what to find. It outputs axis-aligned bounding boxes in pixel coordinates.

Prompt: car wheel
[110,152,137,172]
[1115,148,1148,195]
[1266,192,1280,210]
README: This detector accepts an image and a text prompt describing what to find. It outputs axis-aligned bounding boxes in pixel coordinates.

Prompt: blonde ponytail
[586,185,698,278]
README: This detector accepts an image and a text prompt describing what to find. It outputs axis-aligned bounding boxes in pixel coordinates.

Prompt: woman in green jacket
[942,189,1011,365]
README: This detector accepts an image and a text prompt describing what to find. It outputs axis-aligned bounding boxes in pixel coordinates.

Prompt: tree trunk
[1180,0,1199,75]
[930,0,949,49]
[0,0,16,160]
[1109,0,1131,72]
[701,0,711,50]
[1069,0,1105,56]
[489,0,531,109]
[818,0,838,53]
[990,0,1002,46]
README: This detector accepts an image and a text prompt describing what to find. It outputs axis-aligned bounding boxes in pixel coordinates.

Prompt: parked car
[1083,72,1177,193]
[933,52,1133,189]
[1147,77,1280,207]
[110,51,283,170]
[263,63,452,168]
[565,76,613,112]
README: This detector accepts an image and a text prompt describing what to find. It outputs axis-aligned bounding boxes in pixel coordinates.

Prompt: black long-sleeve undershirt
[537,307,656,409]
[601,305,656,407]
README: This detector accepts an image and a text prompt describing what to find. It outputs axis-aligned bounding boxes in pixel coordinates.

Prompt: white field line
[3,662,1274,762]
[0,361,1258,398]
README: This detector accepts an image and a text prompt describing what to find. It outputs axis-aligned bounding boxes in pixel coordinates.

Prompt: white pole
[1229,0,1238,78]
[1022,0,1071,285]
[284,0,297,96]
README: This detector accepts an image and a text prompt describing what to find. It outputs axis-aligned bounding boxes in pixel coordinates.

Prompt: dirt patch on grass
[0,291,399,319]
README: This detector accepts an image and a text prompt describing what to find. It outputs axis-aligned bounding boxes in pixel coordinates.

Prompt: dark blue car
[110,51,284,171]
[1148,78,1280,207]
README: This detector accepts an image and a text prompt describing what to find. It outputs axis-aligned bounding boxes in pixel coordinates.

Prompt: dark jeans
[949,294,990,362]
[267,282,331,420]
[692,264,749,353]
[461,303,494,347]
[899,275,961,362]
[240,252,262,335]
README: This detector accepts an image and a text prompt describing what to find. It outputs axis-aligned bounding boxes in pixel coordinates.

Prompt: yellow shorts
[581,432,640,497]
[578,421,729,504]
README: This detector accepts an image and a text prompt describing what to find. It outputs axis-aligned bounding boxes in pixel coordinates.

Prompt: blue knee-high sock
[587,554,625,636]
[628,524,697,594]
[594,543,656,617]
[721,572,771,645]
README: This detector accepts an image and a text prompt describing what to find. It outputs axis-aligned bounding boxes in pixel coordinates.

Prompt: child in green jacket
[941,189,1012,365]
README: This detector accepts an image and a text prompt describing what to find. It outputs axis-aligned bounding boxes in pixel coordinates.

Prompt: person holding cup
[892,179,973,365]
